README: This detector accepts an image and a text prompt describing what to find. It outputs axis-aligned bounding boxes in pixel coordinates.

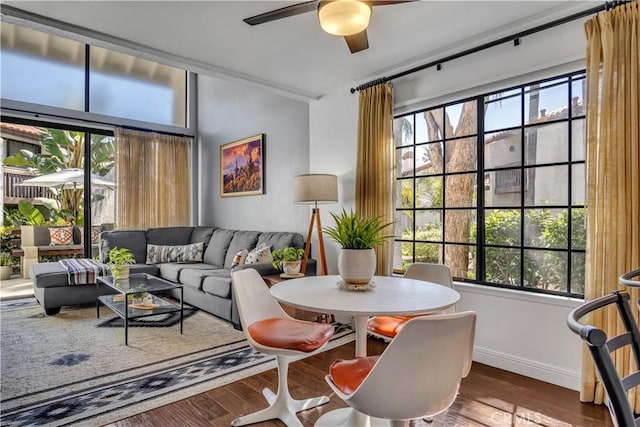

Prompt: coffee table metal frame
[96,273,184,345]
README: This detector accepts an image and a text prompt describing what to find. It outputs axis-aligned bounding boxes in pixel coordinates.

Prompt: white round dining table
[270,274,461,357]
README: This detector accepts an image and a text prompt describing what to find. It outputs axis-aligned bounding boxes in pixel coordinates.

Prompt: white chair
[231,268,335,427]
[367,262,455,340]
[324,312,476,427]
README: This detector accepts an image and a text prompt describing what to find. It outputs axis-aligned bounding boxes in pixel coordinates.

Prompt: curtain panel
[582,1,640,410]
[356,83,395,276]
[114,128,192,229]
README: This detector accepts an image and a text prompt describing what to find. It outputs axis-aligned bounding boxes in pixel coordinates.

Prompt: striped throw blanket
[59,259,110,285]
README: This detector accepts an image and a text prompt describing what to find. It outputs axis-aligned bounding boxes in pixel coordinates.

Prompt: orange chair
[321,312,476,426]
[367,263,455,340]
[231,268,334,426]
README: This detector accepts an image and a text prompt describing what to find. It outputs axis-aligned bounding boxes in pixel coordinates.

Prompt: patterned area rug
[0,299,355,427]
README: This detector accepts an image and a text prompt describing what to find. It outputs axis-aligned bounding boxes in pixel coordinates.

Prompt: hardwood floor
[108,338,612,427]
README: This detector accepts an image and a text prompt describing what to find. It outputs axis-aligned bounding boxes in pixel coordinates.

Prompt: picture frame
[220,134,265,197]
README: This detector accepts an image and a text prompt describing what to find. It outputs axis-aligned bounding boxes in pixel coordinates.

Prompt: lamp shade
[318,0,372,36]
[293,174,338,204]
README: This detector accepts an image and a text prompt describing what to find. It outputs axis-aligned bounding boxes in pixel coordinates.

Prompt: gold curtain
[114,128,192,229]
[356,83,395,276]
[582,1,640,410]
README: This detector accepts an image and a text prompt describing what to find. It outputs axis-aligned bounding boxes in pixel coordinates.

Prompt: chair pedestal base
[231,356,330,427]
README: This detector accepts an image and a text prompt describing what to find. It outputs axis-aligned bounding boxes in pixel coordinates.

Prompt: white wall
[309,17,589,390]
[309,88,359,270]
[197,74,311,234]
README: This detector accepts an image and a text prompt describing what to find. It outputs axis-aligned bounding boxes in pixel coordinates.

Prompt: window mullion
[477,95,486,283]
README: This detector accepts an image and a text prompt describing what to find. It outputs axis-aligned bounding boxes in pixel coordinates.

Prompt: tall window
[394,71,586,297]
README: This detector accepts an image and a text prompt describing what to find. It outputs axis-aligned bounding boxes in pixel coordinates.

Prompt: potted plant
[0,252,14,281]
[108,247,136,280]
[271,247,306,276]
[323,209,394,287]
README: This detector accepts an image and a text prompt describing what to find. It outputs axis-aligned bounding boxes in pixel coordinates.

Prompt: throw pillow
[146,242,205,264]
[49,227,73,245]
[79,226,102,244]
[231,249,249,267]
[245,243,271,264]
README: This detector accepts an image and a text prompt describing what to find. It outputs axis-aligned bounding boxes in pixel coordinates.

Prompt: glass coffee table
[97,273,184,345]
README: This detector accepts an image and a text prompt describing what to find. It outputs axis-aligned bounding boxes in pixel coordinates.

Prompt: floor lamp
[294,174,338,276]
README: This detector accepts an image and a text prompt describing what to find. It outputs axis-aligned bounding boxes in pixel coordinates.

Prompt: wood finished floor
[107,338,612,427]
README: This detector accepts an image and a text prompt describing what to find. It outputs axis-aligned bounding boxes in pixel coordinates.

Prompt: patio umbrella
[17,168,115,223]
[16,168,115,190]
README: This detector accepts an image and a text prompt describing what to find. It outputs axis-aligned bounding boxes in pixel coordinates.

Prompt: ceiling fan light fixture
[318,0,372,36]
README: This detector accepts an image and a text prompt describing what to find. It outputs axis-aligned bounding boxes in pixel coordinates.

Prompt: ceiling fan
[243,0,414,54]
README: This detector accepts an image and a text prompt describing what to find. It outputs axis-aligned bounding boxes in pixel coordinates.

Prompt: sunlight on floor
[456,396,571,427]
[0,276,34,300]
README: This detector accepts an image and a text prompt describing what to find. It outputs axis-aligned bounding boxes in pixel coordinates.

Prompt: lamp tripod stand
[301,206,328,275]
[293,173,337,276]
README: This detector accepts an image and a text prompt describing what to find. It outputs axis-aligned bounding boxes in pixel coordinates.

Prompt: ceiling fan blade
[243,1,318,26]
[344,30,369,54]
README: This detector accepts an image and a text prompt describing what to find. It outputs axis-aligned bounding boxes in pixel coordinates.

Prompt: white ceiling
[3,1,599,101]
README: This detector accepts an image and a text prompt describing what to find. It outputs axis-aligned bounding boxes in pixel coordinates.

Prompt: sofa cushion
[146,242,204,264]
[202,273,233,299]
[191,226,216,247]
[203,229,235,267]
[180,267,222,290]
[129,264,160,276]
[146,227,193,246]
[257,232,301,251]
[158,263,186,283]
[224,231,260,268]
[100,230,148,264]
[159,262,215,283]
[30,262,70,288]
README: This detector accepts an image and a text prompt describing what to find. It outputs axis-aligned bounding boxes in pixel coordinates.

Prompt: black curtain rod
[350,1,629,94]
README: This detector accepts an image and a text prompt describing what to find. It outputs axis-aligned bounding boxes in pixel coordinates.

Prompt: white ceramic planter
[337,248,376,284]
[112,265,130,280]
[282,260,302,275]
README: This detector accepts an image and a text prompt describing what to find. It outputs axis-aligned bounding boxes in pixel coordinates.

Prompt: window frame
[394,70,586,298]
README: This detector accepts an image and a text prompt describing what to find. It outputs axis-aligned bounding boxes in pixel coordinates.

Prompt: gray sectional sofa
[31,226,315,329]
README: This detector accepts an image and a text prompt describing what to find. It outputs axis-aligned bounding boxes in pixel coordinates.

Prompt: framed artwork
[220,134,265,197]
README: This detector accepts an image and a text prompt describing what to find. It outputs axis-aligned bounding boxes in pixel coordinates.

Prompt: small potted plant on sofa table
[271,247,306,277]
[108,247,136,280]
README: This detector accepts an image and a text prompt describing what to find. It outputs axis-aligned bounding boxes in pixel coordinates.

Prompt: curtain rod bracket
[514,38,521,46]
[436,64,442,71]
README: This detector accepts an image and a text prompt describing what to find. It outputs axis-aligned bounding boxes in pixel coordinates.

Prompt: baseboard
[473,346,581,391]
